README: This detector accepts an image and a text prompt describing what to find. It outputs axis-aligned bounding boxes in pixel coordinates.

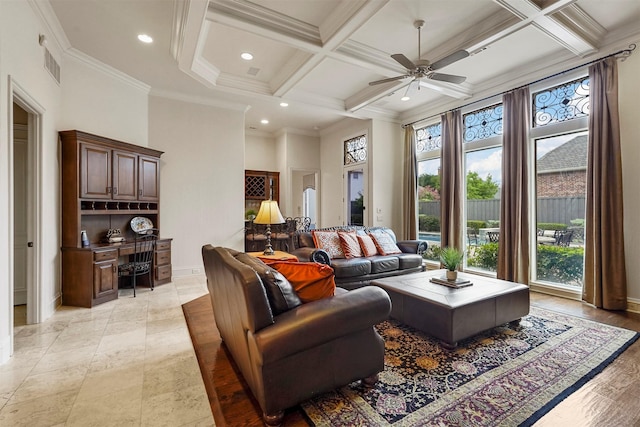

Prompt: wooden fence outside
[419,196,586,225]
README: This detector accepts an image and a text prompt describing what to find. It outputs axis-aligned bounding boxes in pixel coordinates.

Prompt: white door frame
[9,77,44,334]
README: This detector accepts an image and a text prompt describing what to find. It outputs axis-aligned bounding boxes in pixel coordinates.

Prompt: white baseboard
[172,266,204,277]
[0,335,11,364]
[627,298,640,314]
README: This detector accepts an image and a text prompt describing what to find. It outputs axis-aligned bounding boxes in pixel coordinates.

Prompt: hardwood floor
[182,291,640,427]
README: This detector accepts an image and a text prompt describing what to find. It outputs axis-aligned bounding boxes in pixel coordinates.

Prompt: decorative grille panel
[463,104,503,142]
[533,77,589,127]
[344,134,367,165]
[416,123,442,153]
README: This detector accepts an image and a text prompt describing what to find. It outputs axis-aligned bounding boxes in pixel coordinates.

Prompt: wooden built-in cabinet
[60,130,171,307]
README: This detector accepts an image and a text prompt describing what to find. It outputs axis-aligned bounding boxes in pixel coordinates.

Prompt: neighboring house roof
[537,135,588,173]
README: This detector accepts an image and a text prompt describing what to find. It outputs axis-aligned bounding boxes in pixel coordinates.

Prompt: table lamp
[253,200,285,255]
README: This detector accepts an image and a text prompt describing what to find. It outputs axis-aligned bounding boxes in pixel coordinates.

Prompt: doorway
[13,104,29,327]
[10,85,43,331]
[290,169,319,229]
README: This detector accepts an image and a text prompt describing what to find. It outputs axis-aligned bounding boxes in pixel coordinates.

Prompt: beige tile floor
[1,276,214,427]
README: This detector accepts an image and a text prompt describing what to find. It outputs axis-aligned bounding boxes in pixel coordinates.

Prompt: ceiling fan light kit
[369,19,469,92]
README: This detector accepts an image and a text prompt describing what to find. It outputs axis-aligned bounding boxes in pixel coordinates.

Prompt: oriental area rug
[302,306,639,427]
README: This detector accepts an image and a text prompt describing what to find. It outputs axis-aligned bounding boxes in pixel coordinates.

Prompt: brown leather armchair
[202,245,391,426]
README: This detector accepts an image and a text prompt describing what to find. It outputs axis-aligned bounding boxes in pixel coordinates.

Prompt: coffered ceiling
[47,0,640,135]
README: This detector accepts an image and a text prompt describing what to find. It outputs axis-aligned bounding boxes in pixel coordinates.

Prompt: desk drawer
[156,264,172,281]
[94,250,118,262]
[156,250,171,266]
[156,241,171,251]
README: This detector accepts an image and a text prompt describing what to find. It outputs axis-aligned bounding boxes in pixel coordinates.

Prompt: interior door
[13,136,27,305]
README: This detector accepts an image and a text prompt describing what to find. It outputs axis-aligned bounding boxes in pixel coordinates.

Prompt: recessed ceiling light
[241,52,253,60]
[137,34,153,43]
[279,102,289,107]
[401,96,410,101]
[261,119,269,124]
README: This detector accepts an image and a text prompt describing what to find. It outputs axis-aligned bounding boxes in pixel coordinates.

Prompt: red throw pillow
[368,229,402,255]
[265,261,336,303]
[357,234,378,257]
[338,231,363,258]
[312,230,345,259]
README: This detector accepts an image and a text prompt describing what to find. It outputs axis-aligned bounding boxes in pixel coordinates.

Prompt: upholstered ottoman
[373,269,530,348]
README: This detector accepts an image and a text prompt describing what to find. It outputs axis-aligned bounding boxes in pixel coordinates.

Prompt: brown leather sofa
[202,245,392,426]
[291,226,428,290]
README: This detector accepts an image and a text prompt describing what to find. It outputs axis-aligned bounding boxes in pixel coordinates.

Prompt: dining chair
[118,228,158,297]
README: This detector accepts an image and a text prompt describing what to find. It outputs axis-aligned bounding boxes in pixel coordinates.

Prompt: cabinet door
[80,143,111,199]
[139,156,160,201]
[113,150,138,200]
[93,260,118,299]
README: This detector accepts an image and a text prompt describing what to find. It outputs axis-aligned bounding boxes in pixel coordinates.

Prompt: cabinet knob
[139,189,142,196]
[113,187,118,195]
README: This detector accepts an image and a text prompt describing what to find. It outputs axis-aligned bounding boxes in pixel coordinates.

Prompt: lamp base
[263,245,275,256]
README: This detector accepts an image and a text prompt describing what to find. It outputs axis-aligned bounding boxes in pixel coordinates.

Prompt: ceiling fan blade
[429,73,466,84]
[391,54,417,70]
[369,75,410,85]
[430,50,469,70]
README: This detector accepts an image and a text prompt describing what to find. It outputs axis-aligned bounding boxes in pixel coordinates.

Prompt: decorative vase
[446,270,457,281]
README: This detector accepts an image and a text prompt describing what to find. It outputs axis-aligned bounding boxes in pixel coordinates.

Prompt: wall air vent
[247,67,260,76]
[44,48,61,84]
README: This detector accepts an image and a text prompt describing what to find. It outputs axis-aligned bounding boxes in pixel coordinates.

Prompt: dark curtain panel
[403,125,418,240]
[583,57,627,310]
[440,110,463,252]
[498,87,530,283]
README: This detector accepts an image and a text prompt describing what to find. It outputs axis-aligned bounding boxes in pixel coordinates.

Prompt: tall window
[344,134,367,226]
[531,76,589,289]
[415,124,442,260]
[463,104,503,273]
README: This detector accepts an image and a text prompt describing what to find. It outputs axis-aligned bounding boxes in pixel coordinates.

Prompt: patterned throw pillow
[368,229,402,256]
[357,234,378,257]
[312,230,345,259]
[338,231,363,258]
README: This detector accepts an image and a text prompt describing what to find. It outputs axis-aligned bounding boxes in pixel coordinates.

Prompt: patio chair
[555,230,574,247]
[467,228,479,246]
[487,231,500,243]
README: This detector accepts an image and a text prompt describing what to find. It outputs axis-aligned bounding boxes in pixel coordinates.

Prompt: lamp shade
[253,200,285,225]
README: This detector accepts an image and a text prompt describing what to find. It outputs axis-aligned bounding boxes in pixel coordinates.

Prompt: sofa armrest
[253,286,391,364]
[397,239,428,255]
[290,247,331,265]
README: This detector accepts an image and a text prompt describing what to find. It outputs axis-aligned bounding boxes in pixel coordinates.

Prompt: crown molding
[28,0,71,53]
[149,87,250,112]
[65,48,150,93]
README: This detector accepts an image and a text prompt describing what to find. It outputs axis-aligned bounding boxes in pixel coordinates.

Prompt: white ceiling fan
[369,20,469,98]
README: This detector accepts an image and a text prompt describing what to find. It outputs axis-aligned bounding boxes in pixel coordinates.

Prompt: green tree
[418,173,440,191]
[466,171,499,199]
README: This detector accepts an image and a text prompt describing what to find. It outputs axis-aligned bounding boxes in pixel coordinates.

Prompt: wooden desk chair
[118,228,158,297]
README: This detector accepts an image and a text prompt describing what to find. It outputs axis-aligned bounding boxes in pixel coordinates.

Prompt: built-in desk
[61,238,172,308]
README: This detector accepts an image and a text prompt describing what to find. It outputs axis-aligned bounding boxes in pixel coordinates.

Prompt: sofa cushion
[266,261,336,303]
[397,253,423,270]
[312,230,345,259]
[369,229,402,256]
[235,254,303,315]
[369,255,400,273]
[330,258,372,279]
[357,234,378,257]
[338,231,363,258]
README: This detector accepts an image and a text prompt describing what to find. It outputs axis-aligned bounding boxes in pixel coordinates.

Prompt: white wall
[619,49,640,302]
[0,0,63,362]
[149,96,245,277]
[59,52,149,146]
[371,119,403,234]
[245,132,277,171]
